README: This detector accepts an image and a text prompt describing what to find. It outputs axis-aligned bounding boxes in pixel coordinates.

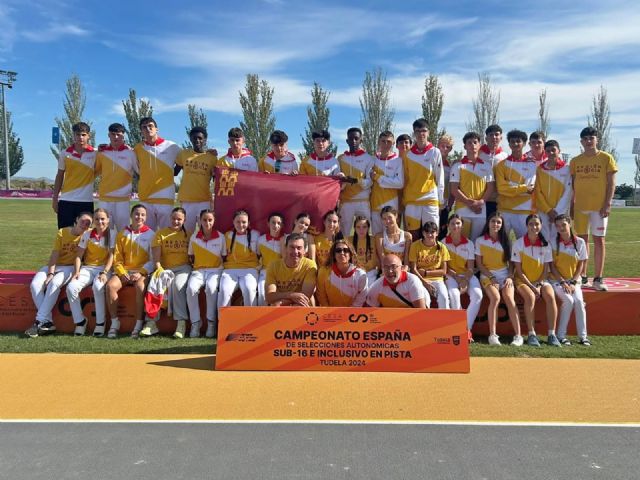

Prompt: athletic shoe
[579,337,592,347]
[93,324,106,337]
[173,320,186,339]
[140,321,159,337]
[592,277,608,292]
[510,335,524,347]
[527,334,541,347]
[107,319,120,339]
[581,276,590,287]
[205,321,217,339]
[547,334,562,347]
[488,334,501,346]
[130,328,142,339]
[38,322,56,334]
[467,330,474,344]
[25,322,41,338]
[560,337,572,346]
[74,319,87,336]
[189,321,201,338]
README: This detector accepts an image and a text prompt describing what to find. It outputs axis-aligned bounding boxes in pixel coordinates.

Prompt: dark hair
[268,212,284,223]
[228,127,244,139]
[323,209,343,241]
[286,232,308,248]
[171,206,188,236]
[507,129,528,142]
[554,214,578,253]
[312,129,331,141]
[396,134,412,146]
[327,239,355,268]
[421,221,441,250]
[529,131,545,142]
[139,117,156,128]
[378,130,394,140]
[269,130,288,144]
[525,214,548,247]
[130,203,147,215]
[75,211,93,222]
[230,209,251,254]
[412,118,429,131]
[462,131,481,144]
[580,126,597,138]
[293,212,311,230]
[380,205,399,217]
[448,213,464,225]
[190,126,208,138]
[108,123,126,133]
[485,124,503,135]
[196,209,215,234]
[347,127,362,137]
[480,212,511,263]
[544,139,560,150]
[72,122,90,134]
[352,215,373,263]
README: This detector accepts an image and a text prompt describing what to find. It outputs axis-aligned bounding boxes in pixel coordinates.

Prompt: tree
[538,88,550,139]
[0,110,25,179]
[360,68,395,155]
[634,155,640,202]
[182,104,209,148]
[301,82,337,157]
[239,74,276,160]
[421,74,445,146]
[588,85,617,159]
[614,183,634,199]
[50,74,93,159]
[122,88,154,147]
[465,72,500,140]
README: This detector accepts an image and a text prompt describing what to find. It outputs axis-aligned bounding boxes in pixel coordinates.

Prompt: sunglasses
[334,248,350,254]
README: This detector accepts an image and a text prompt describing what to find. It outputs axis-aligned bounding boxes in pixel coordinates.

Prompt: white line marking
[0,419,639,427]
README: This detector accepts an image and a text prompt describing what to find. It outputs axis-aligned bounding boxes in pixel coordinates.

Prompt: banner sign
[216,307,470,373]
[214,167,342,234]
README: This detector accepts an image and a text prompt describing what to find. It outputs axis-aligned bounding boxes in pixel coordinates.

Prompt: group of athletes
[26,115,617,347]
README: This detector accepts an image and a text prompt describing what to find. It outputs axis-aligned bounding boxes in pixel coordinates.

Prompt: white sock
[548,329,556,336]
[134,319,144,331]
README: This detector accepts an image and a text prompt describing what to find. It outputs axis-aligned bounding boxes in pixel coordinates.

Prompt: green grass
[0,334,638,359]
[1,199,639,358]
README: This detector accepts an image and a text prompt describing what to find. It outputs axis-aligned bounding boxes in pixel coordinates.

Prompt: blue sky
[2,0,639,185]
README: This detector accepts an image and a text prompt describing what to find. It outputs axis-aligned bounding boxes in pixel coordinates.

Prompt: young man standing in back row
[570,126,617,291]
[402,118,444,240]
[134,117,181,230]
[479,124,508,220]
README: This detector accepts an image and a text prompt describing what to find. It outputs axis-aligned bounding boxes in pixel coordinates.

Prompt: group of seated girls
[26,204,589,347]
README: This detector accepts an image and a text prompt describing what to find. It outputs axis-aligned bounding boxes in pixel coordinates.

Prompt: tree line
[0,70,630,190]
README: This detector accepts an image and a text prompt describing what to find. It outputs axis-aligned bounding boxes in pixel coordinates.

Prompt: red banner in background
[214,167,342,234]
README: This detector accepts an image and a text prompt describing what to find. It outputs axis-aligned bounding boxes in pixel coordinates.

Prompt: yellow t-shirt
[265,257,317,294]
[176,149,217,202]
[258,234,283,270]
[408,241,450,282]
[314,234,334,269]
[152,227,190,268]
[53,227,85,266]
[474,235,508,273]
[570,151,617,211]
[348,235,378,272]
[552,236,588,280]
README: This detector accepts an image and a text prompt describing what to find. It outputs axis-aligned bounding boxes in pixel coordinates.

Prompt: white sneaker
[93,324,106,337]
[488,334,501,346]
[190,321,201,338]
[592,278,608,291]
[510,335,524,346]
[74,320,87,336]
[140,320,159,337]
[174,320,186,339]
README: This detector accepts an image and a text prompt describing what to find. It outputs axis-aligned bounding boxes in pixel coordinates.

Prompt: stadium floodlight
[1,70,18,190]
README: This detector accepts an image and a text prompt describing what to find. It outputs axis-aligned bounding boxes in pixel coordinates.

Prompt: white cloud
[21,23,89,42]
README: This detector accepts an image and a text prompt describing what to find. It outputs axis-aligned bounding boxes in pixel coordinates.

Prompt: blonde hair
[438,134,454,146]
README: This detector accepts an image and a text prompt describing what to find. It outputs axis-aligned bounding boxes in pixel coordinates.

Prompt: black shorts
[485,201,497,220]
[57,200,94,228]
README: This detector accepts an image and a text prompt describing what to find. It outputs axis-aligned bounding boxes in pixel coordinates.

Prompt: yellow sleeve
[53,229,64,252]
[316,268,329,306]
[303,261,318,290]
[533,169,552,213]
[495,163,529,197]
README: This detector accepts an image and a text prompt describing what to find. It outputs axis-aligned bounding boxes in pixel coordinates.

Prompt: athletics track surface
[1,355,639,479]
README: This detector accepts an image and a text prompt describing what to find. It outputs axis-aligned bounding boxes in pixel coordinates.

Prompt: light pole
[1,70,17,190]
